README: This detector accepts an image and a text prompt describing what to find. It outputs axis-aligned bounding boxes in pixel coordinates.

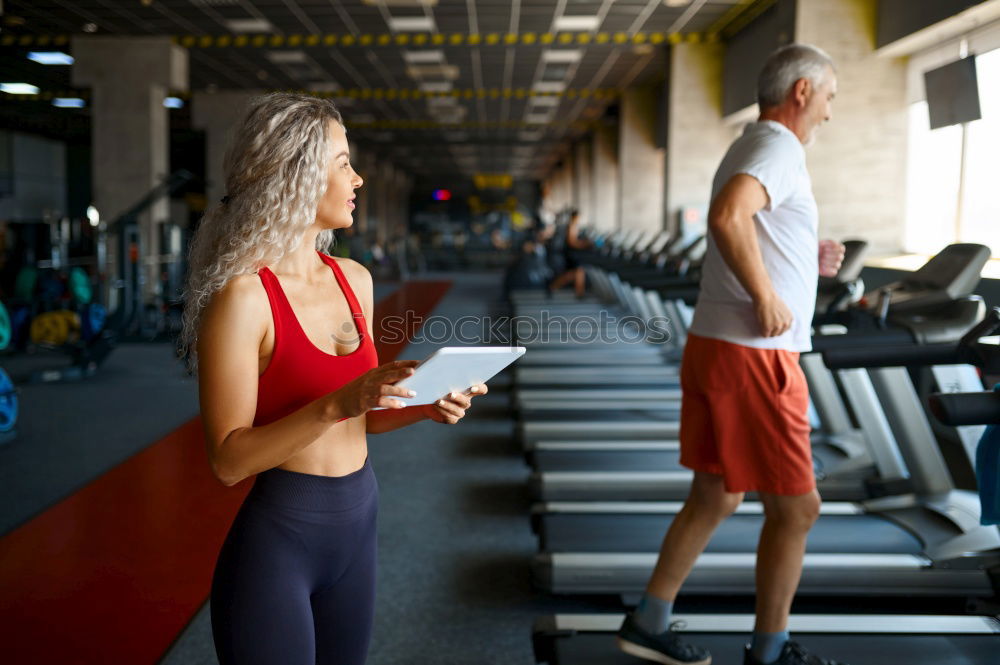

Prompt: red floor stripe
[0,279,451,665]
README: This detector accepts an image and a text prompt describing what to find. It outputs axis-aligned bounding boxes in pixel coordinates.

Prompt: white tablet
[382,346,526,408]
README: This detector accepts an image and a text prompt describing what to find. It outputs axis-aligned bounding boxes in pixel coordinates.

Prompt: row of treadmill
[506,229,1000,664]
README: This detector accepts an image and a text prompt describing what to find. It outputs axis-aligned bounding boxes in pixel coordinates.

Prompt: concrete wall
[618,84,666,234]
[590,122,619,231]
[0,132,67,221]
[544,156,575,216]
[796,0,910,252]
[665,43,738,235]
[573,140,592,226]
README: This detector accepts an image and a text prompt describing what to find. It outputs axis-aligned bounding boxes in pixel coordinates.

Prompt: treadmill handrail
[822,307,1000,370]
[929,391,1000,427]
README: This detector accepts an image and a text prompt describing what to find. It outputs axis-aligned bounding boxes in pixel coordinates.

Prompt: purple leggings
[211,459,378,665]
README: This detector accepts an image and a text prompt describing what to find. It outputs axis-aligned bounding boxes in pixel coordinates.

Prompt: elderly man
[616,44,848,665]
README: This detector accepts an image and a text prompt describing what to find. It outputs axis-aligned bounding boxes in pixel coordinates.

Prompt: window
[905,47,1000,258]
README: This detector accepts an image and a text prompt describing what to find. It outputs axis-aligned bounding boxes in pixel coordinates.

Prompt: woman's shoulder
[327,255,372,287]
[206,272,268,319]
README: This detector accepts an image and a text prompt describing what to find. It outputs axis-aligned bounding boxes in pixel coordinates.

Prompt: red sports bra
[253,252,379,427]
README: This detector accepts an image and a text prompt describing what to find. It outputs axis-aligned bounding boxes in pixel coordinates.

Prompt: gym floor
[0,271,610,665]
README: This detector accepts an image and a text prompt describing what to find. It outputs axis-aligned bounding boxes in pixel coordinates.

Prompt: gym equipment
[80,303,107,341]
[30,310,80,347]
[505,250,554,294]
[530,307,1000,599]
[531,613,1000,665]
[518,244,989,439]
[0,367,19,444]
[105,169,193,340]
[0,301,11,350]
[8,305,30,349]
[68,267,92,305]
[13,267,37,302]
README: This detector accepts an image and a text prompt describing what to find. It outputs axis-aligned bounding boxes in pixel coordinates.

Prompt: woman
[179,93,487,665]
[548,208,593,297]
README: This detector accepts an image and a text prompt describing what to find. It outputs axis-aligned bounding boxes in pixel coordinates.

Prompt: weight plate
[0,301,10,350]
[68,267,92,305]
[30,312,69,346]
[0,368,17,433]
[14,267,37,301]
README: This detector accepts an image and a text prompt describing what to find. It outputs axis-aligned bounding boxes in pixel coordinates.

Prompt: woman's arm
[198,276,351,486]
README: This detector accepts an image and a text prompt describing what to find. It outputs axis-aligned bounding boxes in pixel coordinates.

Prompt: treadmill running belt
[540,514,923,554]
[544,632,998,665]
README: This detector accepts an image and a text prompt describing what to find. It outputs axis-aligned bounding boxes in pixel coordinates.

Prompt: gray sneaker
[616,614,712,665]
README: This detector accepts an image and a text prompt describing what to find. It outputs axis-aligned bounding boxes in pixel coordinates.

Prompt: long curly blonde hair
[179,93,344,373]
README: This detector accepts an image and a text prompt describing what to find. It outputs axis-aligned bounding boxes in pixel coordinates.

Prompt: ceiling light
[388,16,436,32]
[529,95,560,107]
[404,50,445,64]
[1,83,39,94]
[553,15,601,32]
[664,0,692,6]
[432,109,467,123]
[420,81,453,93]
[541,49,582,64]
[225,19,273,33]
[525,113,554,124]
[82,22,98,33]
[164,97,184,109]
[53,97,86,108]
[266,50,307,64]
[364,0,438,6]
[28,52,74,65]
[407,64,459,80]
[427,96,459,108]
[533,81,566,93]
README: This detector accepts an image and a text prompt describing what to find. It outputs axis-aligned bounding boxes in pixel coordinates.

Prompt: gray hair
[179,93,344,373]
[757,43,835,108]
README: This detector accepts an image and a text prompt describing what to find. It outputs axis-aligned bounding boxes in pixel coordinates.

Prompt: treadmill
[531,613,1000,665]
[518,244,990,466]
[531,305,1000,599]
[531,381,1000,665]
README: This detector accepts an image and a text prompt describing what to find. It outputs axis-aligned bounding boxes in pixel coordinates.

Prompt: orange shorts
[678,333,814,496]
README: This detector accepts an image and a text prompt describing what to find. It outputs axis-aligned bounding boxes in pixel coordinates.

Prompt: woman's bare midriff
[257,311,369,479]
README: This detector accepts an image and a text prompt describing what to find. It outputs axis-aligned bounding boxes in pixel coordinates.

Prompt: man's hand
[819,239,846,278]
[754,292,794,338]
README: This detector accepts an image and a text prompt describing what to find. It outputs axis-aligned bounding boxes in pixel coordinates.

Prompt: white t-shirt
[688,120,819,352]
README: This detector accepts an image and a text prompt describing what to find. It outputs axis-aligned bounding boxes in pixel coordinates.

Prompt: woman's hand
[422,384,489,425]
[333,360,420,419]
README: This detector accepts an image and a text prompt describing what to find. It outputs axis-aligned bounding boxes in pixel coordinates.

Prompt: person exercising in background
[616,44,848,665]
[179,93,487,665]
[548,209,593,297]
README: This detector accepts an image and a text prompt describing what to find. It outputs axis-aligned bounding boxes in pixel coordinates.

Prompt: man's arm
[707,174,792,338]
